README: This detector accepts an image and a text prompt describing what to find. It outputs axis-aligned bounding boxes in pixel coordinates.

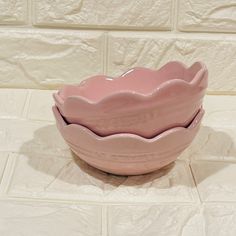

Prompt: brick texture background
[0,0,235,93]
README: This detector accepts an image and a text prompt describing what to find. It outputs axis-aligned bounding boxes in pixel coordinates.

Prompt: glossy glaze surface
[54,61,208,137]
[53,106,204,175]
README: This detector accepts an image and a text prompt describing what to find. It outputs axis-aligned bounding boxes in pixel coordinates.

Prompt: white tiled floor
[0,89,236,235]
[191,161,236,202]
[108,205,204,236]
[0,200,102,236]
[0,89,29,119]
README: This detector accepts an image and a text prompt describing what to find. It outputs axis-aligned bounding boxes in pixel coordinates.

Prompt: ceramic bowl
[53,61,208,138]
[53,106,204,175]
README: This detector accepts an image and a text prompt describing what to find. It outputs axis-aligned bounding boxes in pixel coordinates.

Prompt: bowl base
[72,150,176,176]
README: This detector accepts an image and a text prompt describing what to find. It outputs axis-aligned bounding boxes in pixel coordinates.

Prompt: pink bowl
[53,106,204,175]
[53,61,208,138]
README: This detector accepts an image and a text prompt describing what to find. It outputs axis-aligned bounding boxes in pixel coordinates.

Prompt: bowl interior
[59,62,203,103]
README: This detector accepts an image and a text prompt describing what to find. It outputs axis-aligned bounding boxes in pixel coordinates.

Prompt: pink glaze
[53,106,204,175]
[54,61,208,138]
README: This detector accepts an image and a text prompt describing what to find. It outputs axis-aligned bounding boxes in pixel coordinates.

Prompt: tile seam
[21,89,32,119]
[102,205,108,236]
[0,153,17,195]
[189,163,203,203]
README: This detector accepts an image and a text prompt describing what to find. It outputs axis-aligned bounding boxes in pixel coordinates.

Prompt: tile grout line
[103,31,109,74]
[1,195,236,205]
[206,91,236,96]
[101,205,108,236]
[27,0,32,26]
[26,23,173,32]
[184,161,201,204]
[5,22,236,35]
[0,153,10,193]
[191,159,236,164]
[21,89,32,119]
[0,153,17,196]
[0,194,206,205]
[0,26,236,39]
[171,0,179,32]
[189,163,203,203]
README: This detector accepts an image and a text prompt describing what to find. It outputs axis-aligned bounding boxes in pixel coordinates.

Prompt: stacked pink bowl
[53,61,208,175]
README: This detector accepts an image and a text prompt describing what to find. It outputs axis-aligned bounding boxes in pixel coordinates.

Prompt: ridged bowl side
[53,106,204,175]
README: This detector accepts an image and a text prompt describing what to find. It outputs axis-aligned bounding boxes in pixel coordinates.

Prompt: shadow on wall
[19,124,236,188]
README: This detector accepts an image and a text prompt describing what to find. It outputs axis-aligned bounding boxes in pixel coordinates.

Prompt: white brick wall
[0,0,235,93]
[0,0,27,24]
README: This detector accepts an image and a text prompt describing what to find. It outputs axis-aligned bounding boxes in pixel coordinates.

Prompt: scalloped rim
[53,106,204,143]
[54,61,208,110]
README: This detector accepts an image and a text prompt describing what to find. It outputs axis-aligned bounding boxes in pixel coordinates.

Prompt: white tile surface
[108,32,236,92]
[0,89,28,118]
[108,204,236,236]
[108,205,203,236]
[27,90,55,121]
[178,0,236,33]
[0,0,236,94]
[176,95,236,162]
[0,30,104,88]
[34,0,172,30]
[185,126,236,162]
[0,0,27,24]
[7,153,198,203]
[0,200,102,236]
[203,204,236,236]
[191,161,236,202]
[0,119,70,156]
[203,95,236,127]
